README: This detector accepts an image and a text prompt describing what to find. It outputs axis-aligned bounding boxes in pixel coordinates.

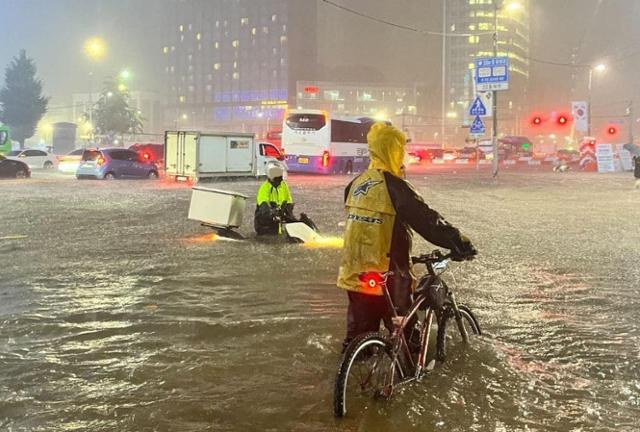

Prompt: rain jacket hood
[367,122,406,178]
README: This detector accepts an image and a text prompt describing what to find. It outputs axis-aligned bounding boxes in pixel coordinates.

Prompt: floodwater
[1,170,639,431]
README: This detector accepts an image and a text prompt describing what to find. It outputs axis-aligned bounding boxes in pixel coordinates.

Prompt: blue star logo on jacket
[352,179,383,197]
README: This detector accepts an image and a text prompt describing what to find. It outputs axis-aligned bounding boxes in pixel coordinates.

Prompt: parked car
[57,148,85,174]
[76,148,159,180]
[6,148,58,169]
[0,154,31,178]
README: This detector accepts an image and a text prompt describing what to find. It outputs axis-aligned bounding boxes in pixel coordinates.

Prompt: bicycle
[333,249,482,418]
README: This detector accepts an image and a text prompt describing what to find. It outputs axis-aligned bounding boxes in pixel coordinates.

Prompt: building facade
[445,0,530,142]
[162,0,317,135]
[295,81,419,119]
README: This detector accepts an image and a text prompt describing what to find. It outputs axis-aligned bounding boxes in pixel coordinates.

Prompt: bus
[282,109,378,174]
[0,125,11,155]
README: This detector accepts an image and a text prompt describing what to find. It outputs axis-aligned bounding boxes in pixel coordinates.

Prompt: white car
[6,149,58,169]
[57,148,85,174]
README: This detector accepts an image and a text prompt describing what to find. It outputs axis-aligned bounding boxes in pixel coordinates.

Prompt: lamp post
[490,1,522,178]
[587,63,606,137]
[83,37,106,142]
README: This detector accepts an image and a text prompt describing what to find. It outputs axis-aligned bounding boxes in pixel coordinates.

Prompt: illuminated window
[232,40,239,48]
[479,23,491,30]
[251,27,257,35]
[214,42,219,49]
[468,24,476,30]
[233,61,237,69]
[280,36,287,43]
[272,14,277,22]
[214,63,221,70]
[263,26,269,34]
[215,21,219,28]
[233,72,240,80]
[163,46,169,54]
[179,24,184,32]
[196,32,201,40]
[179,95,185,103]
[241,17,249,25]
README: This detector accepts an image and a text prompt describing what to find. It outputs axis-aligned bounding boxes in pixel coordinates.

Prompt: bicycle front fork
[449,292,469,343]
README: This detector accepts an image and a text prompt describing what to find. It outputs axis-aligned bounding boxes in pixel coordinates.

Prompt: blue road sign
[475,57,510,91]
[470,115,486,136]
[469,96,487,116]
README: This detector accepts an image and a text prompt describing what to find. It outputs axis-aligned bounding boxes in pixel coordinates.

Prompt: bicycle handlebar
[411,250,453,265]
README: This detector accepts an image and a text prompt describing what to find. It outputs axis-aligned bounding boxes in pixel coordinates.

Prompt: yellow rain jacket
[338,122,470,296]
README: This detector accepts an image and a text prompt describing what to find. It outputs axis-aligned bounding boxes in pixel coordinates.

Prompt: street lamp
[587,63,606,136]
[84,37,107,61]
[84,37,106,143]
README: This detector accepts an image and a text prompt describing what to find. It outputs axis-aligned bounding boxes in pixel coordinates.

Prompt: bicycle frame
[379,255,469,395]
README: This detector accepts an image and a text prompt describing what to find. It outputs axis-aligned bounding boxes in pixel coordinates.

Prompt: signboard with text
[475,57,510,91]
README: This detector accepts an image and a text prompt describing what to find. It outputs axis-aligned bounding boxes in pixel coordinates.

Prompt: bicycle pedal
[426,359,436,371]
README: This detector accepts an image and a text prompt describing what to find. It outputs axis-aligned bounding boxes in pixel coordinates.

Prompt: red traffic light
[607,125,618,135]
[557,115,568,125]
[531,115,542,126]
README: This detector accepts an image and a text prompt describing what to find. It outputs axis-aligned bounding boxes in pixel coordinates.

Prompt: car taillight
[322,151,330,167]
[97,156,106,166]
[143,152,151,160]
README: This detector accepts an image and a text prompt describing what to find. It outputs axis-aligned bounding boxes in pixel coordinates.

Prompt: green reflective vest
[256,180,293,207]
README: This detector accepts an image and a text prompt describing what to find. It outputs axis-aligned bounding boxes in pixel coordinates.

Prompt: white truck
[164,131,285,182]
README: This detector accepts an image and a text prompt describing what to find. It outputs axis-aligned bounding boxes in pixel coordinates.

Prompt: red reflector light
[358,272,385,292]
[322,151,330,167]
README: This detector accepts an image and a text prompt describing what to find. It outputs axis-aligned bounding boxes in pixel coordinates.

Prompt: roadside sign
[475,57,509,91]
[571,101,588,132]
[470,115,486,137]
[469,96,487,116]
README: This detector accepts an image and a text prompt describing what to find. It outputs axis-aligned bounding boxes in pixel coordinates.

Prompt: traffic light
[606,125,618,136]
[554,111,571,127]
[531,115,543,126]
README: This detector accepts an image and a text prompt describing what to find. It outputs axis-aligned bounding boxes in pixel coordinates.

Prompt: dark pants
[342,276,413,351]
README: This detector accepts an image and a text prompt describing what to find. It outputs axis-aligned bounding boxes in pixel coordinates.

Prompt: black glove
[451,235,477,261]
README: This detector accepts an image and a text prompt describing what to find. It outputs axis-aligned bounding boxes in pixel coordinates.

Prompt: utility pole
[628,100,634,145]
[491,1,499,177]
[441,0,446,149]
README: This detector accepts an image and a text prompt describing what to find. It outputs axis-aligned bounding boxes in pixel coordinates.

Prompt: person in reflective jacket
[254,163,316,236]
[337,122,477,351]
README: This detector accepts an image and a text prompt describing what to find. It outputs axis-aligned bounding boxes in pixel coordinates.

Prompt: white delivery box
[188,186,248,229]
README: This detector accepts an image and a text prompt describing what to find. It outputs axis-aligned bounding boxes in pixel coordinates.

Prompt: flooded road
[1,171,639,431]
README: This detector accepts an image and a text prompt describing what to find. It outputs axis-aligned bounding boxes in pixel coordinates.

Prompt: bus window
[331,119,372,143]
[0,131,6,145]
[286,113,326,130]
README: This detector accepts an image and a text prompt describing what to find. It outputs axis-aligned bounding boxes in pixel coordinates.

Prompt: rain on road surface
[1,170,639,431]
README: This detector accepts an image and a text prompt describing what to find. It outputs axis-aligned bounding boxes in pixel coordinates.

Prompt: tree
[89,78,143,145]
[0,50,49,148]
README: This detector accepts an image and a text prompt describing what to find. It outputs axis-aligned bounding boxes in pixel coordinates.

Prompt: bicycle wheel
[436,304,481,361]
[334,332,402,418]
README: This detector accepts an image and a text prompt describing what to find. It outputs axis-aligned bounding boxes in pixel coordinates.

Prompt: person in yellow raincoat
[337,122,477,351]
